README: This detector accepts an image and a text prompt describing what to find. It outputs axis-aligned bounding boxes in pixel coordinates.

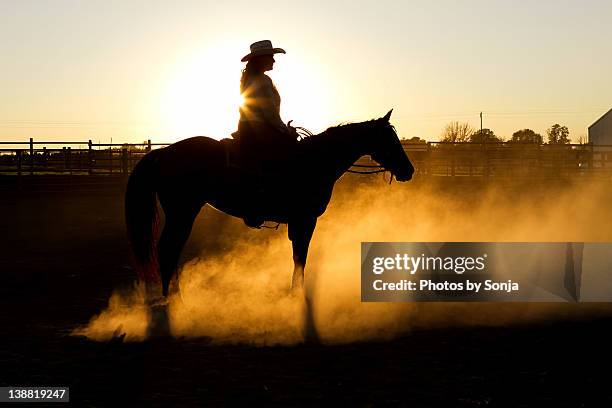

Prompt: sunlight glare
[162,45,243,141]
[271,54,333,133]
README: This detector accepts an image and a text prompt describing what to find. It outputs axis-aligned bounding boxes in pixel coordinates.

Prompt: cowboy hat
[241,40,286,62]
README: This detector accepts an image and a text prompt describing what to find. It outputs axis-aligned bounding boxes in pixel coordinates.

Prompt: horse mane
[298,118,390,146]
[324,119,379,133]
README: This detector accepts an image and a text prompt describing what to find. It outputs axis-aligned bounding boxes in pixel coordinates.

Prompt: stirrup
[244,215,264,229]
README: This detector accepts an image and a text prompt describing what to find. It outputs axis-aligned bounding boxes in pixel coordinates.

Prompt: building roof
[589,108,612,130]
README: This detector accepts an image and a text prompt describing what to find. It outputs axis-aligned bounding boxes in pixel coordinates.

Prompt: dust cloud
[72,283,150,342]
[76,176,612,344]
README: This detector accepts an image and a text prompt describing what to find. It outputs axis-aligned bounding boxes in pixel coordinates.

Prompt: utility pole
[480,112,483,133]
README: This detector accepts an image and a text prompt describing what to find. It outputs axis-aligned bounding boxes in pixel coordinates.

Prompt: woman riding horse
[124,42,415,305]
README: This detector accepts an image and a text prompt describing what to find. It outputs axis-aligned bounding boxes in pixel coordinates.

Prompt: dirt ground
[1,178,612,407]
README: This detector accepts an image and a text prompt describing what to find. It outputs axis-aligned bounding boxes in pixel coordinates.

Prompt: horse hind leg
[157,204,201,298]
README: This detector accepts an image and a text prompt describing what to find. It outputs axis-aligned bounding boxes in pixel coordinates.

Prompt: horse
[125,109,414,300]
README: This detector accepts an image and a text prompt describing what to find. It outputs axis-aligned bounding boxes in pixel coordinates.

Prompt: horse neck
[317,124,373,180]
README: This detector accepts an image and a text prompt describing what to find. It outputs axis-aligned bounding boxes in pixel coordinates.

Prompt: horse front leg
[288,216,317,291]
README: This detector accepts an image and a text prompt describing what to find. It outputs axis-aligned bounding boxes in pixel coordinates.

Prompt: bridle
[347,125,398,183]
[347,164,394,184]
[347,163,386,175]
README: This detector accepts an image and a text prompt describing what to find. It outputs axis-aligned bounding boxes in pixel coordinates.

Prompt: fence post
[67,147,72,175]
[426,142,431,177]
[29,137,34,175]
[122,147,128,176]
[42,147,47,171]
[537,143,542,179]
[483,142,489,179]
[17,150,23,190]
[88,139,93,175]
[451,144,455,177]
[147,139,152,152]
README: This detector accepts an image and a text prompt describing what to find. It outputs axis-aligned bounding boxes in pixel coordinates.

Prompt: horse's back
[156,136,229,183]
[164,135,225,161]
[165,136,223,154]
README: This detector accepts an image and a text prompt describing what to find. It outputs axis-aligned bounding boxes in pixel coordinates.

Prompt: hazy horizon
[1,0,610,144]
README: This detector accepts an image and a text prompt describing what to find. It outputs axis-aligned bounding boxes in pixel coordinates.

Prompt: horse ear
[382,109,393,122]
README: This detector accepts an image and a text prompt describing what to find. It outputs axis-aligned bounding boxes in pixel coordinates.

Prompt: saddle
[220,137,290,229]
[221,134,297,177]
[220,137,243,169]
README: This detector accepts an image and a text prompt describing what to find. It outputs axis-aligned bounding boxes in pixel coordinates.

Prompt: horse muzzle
[394,165,414,182]
[395,172,413,182]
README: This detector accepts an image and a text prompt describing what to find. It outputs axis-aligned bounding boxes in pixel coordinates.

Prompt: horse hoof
[110,325,126,344]
[290,283,304,296]
[291,278,304,291]
[147,302,171,338]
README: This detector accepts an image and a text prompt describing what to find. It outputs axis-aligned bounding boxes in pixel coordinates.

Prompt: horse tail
[125,149,162,284]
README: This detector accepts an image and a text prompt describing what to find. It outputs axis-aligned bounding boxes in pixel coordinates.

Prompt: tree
[546,124,570,144]
[469,128,503,143]
[510,129,543,144]
[402,136,427,144]
[440,122,474,142]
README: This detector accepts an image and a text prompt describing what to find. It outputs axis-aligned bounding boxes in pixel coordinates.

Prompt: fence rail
[1,139,612,187]
[397,141,612,179]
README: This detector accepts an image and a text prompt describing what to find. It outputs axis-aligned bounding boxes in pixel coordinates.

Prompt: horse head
[369,109,414,181]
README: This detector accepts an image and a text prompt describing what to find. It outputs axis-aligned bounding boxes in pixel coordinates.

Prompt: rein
[294,126,314,140]
[347,167,386,174]
[348,164,394,184]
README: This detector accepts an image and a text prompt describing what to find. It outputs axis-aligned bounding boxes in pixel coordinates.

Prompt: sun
[161,46,244,141]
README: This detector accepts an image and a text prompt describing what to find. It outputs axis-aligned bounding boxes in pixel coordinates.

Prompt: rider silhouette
[236,41,297,172]
[235,40,298,227]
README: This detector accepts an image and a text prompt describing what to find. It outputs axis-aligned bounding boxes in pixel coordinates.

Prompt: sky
[1,0,611,144]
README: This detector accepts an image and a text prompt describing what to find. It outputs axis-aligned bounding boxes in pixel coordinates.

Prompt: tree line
[435,122,571,144]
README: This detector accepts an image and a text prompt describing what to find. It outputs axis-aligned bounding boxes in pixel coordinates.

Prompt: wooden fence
[1,138,612,187]
[0,139,167,177]
[405,141,612,179]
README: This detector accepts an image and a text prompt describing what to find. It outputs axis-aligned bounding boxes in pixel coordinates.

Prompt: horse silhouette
[125,110,414,300]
